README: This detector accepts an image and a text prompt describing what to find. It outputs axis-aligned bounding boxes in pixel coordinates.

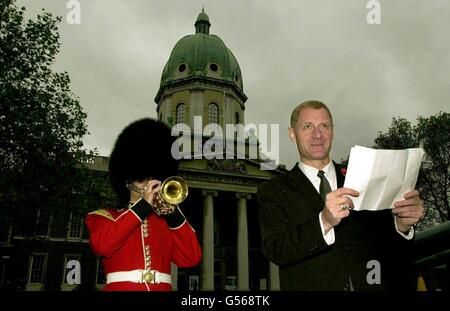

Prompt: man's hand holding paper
[393,189,425,233]
[343,145,424,212]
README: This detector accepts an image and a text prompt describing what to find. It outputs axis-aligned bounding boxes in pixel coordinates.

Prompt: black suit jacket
[258,162,414,291]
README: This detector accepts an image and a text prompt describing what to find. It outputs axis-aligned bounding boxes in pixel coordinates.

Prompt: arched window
[208,103,219,124]
[176,103,185,124]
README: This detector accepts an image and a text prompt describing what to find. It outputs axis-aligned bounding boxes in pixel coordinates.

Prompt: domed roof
[155,10,246,103]
[196,8,209,23]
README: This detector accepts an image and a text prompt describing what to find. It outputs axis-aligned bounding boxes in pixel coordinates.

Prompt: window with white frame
[67,212,83,239]
[208,103,219,124]
[176,103,185,124]
[27,254,47,285]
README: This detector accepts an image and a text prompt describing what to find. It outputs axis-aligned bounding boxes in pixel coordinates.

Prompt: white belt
[106,269,171,285]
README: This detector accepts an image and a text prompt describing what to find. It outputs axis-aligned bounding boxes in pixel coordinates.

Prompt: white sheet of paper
[343,145,424,211]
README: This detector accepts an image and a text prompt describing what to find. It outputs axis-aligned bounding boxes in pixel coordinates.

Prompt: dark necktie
[317,170,331,201]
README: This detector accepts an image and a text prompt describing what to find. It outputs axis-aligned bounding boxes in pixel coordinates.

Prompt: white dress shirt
[298,161,337,245]
[298,161,413,246]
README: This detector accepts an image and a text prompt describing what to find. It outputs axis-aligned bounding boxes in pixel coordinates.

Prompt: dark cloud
[17,0,450,167]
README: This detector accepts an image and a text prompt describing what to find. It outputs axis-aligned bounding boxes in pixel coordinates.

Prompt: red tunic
[85,199,202,291]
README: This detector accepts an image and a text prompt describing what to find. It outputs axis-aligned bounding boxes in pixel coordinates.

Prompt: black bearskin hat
[109,118,178,207]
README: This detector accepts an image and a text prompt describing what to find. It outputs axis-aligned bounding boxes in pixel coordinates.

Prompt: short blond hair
[290,100,333,128]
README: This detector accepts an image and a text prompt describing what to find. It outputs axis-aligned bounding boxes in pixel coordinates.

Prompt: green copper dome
[155,10,245,102]
[196,7,210,25]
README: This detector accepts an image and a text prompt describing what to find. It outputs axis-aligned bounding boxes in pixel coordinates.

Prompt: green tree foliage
[0,1,96,235]
[374,118,416,149]
[374,113,450,229]
[415,113,450,224]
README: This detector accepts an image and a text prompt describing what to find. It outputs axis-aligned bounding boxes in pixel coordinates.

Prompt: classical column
[170,262,178,290]
[236,193,251,291]
[201,190,217,290]
[189,88,204,128]
[269,262,280,291]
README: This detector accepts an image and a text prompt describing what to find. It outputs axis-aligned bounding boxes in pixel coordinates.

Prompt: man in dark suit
[258,100,424,290]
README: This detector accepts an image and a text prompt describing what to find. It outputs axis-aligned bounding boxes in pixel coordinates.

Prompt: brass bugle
[160,176,188,205]
[152,176,188,216]
[126,176,188,215]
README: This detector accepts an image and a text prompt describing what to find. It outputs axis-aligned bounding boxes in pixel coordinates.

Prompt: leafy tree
[374,118,416,149]
[415,113,449,225]
[374,113,450,230]
[0,1,95,236]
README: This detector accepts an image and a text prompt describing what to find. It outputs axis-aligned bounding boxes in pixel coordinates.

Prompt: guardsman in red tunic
[85,118,202,291]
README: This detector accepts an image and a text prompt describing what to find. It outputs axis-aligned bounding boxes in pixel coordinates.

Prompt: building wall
[157,84,244,131]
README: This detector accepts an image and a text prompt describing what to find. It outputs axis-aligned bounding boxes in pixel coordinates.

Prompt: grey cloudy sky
[18,0,450,168]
